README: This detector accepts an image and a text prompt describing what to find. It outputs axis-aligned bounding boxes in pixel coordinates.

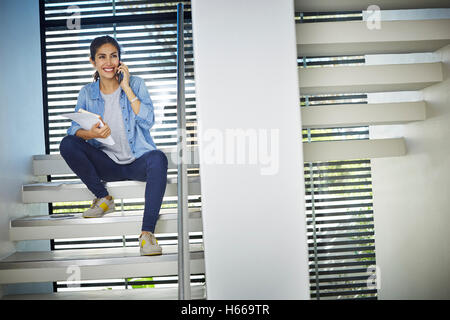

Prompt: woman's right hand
[89,117,111,139]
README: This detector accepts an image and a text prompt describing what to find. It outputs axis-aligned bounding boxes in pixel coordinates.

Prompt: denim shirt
[67,75,157,159]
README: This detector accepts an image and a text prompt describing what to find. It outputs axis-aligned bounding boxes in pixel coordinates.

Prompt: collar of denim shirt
[88,79,126,101]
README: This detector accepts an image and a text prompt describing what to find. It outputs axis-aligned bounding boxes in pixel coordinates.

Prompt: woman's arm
[117,63,155,130]
[68,86,111,141]
[67,88,86,136]
[75,129,94,140]
[122,85,141,116]
[119,63,142,116]
[130,78,155,130]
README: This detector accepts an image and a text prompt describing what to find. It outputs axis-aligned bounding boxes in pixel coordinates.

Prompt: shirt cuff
[67,123,81,136]
[135,103,154,129]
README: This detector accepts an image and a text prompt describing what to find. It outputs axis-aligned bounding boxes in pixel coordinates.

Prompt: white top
[99,87,135,164]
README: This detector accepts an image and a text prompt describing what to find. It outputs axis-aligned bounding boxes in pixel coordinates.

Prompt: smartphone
[116,62,123,84]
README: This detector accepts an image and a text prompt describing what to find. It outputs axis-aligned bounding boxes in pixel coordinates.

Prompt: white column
[0,0,51,296]
[191,0,309,299]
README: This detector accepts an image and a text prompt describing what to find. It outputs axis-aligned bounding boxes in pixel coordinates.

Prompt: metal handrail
[176,2,191,300]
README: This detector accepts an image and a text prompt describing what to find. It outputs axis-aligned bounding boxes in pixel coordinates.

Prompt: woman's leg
[59,135,125,198]
[124,149,168,233]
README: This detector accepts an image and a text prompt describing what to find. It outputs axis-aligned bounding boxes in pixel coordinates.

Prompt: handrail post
[176,2,191,300]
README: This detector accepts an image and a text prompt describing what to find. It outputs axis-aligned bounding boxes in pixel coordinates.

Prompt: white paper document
[61,110,115,145]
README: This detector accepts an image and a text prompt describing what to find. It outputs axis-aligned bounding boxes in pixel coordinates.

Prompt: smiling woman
[36,0,202,296]
[89,36,122,84]
[59,35,169,257]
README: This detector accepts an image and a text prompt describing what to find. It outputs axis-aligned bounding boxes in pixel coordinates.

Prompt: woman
[60,35,168,256]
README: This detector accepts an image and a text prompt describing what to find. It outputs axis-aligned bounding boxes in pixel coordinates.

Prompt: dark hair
[90,35,122,82]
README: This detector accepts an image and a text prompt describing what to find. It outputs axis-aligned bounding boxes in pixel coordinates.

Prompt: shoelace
[141,233,157,245]
[90,198,99,208]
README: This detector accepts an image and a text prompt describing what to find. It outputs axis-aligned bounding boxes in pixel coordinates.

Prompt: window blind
[299,51,378,299]
[295,11,363,23]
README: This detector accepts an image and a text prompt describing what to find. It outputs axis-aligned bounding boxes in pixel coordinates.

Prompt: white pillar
[191,0,309,299]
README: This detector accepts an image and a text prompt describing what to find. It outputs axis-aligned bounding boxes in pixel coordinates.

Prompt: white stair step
[22,176,201,203]
[303,138,406,162]
[299,62,443,95]
[0,244,204,285]
[297,19,450,56]
[2,284,206,300]
[301,101,426,128]
[10,209,203,241]
[33,147,199,176]
[294,0,450,12]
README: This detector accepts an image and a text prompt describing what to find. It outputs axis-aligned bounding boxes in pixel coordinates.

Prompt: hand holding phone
[116,61,131,89]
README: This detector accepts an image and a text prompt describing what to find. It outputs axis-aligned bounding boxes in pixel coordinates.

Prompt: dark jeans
[59,135,168,233]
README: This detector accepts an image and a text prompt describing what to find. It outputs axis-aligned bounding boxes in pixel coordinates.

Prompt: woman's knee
[59,135,82,157]
[145,149,168,170]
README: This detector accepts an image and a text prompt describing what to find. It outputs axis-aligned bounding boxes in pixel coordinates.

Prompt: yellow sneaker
[82,196,115,218]
[139,232,162,256]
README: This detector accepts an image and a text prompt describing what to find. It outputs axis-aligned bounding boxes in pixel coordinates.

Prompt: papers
[61,110,115,145]
[22,214,78,220]
[50,214,78,219]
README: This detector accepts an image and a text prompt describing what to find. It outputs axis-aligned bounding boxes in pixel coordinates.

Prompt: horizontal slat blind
[299,49,378,298]
[56,274,205,292]
[41,0,202,292]
[295,11,362,23]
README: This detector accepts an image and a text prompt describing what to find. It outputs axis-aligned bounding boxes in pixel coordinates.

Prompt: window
[40,2,379,297]
[297,11,378,300]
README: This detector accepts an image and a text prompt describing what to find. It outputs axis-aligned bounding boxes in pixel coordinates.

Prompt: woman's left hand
[116,61,130,89]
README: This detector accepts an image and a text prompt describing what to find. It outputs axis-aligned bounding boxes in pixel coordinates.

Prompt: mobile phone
[116,62,123,84]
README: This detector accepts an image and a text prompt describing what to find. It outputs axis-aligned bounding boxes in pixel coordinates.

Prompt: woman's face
[90,43,120,81]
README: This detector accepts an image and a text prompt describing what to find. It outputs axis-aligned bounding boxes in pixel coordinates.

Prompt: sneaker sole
[82,208,115,218]
[141,252,163,256]
[140,248,163,256]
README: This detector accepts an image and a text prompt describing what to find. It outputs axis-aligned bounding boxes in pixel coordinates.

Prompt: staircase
[1,140,405,300]
[0,144,407,300]
[1,1,449,300]
[1,148,206,300]
[295,0,449,299]
[295,3,449,147]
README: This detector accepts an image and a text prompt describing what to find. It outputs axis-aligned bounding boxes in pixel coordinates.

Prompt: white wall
[0,0,51,296]
[370,45,450,299]
[191,0,310,299]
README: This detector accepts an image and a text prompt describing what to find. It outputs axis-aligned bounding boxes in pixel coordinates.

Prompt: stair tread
[11,209,202,227]
[23,176,200,189]
[32,149,199,175]
[33,148,185,160]
[22,176,202,203]
[301,101,426,128]
[303,138,406,162]
[0,244,204,270]
[294,0,450,11]
[298,63,443,94]
[2,285,206,300]
[296,19,450,56]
